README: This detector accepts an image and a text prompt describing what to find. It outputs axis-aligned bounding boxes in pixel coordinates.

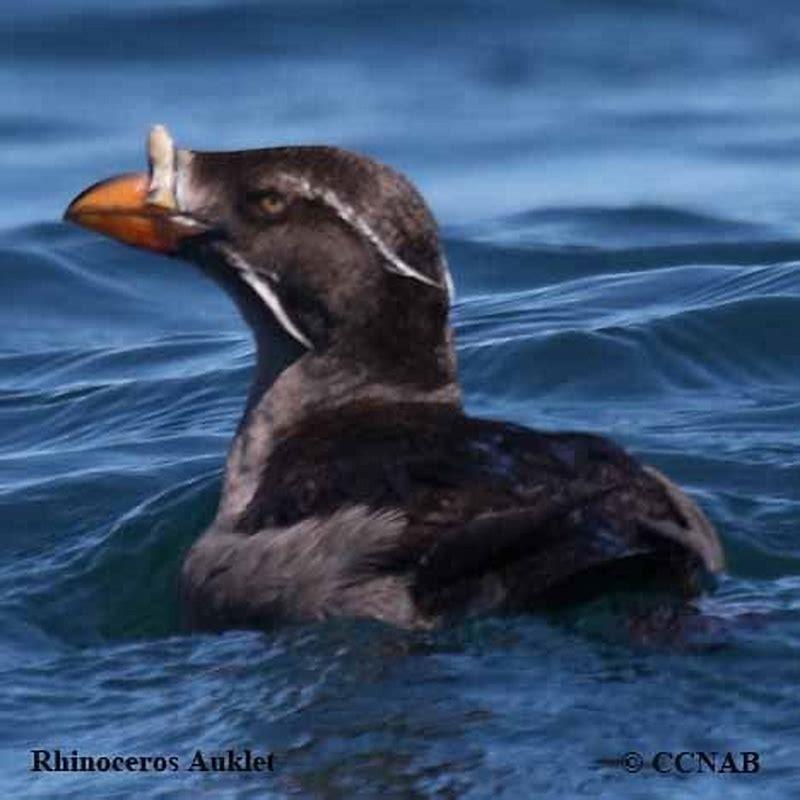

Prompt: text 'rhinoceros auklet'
[64,126,725,631]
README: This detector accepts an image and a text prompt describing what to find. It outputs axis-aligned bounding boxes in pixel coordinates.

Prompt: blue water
[3,1,800,797]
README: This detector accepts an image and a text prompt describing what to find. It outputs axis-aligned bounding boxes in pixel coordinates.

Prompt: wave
[461,204,782,249]
[456,258,800,398]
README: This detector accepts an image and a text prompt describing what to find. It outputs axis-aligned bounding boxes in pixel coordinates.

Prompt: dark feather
[204,402,721,627]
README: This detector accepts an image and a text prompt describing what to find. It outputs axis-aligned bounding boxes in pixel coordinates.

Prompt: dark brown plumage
[64,127,725,632]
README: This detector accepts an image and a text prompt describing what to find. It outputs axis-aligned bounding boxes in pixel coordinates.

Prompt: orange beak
[64,172,207,254]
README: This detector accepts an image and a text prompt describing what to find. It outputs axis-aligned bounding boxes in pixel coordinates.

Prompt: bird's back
[179,402,721,628]
[238,402,656,532]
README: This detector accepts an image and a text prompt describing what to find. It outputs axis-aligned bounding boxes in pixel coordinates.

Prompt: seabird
[64,126,725,631]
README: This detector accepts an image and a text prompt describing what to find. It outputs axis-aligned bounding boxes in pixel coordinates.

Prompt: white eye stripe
[281,175,453,300]
[217,244,313,349]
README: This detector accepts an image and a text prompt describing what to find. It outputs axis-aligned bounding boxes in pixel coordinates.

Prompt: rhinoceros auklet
[64,126,725,631]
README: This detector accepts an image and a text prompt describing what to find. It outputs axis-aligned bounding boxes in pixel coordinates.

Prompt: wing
[387,465,724,619]
[189,403,723,628]
[181,505,430,630]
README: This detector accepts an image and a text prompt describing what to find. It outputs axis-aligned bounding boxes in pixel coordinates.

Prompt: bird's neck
[214,335,462,528]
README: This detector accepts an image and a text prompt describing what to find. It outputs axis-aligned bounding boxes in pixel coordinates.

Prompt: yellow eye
[256,190,287,216]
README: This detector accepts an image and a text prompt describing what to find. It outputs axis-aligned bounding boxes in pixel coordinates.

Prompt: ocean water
[3,0,800,797]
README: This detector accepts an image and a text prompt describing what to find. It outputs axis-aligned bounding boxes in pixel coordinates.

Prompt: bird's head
[65,126,455,386]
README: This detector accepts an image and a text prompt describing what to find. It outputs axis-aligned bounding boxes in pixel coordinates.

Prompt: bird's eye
[252,190,288,217]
